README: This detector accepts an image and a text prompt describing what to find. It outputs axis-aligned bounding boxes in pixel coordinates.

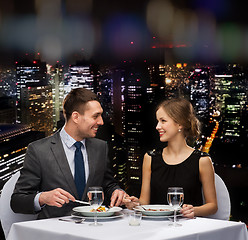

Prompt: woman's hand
[181,204,195,218]
[123,196,140,210]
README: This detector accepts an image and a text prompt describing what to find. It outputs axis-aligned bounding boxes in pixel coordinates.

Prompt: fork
[134,205,147,211]
[59,218,85,224]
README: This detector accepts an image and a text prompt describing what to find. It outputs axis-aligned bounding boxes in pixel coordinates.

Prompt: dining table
[7,209,248,240]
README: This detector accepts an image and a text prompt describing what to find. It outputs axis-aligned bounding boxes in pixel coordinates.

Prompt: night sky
[0,0,247,66]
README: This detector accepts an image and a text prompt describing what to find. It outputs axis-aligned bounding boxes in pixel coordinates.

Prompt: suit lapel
[50,132,78,198]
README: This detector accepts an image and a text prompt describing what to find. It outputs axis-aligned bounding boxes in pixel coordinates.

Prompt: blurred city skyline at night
[1,0,248,66]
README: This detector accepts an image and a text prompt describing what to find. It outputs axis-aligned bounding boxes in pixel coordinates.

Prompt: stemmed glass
[87,186,104,226]
[167,187,184,227]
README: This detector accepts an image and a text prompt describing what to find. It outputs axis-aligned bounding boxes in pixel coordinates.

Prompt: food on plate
[90,206,106,212]
[146,208,170,212]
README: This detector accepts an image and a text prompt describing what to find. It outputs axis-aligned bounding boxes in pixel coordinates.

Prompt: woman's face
[156,107,181,142]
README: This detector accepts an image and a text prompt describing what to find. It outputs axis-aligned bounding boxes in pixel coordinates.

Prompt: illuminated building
[65,63,94,95]
[111,133,128,191]
[0,124,44,193]
[16,59,47,124]
[0,67,16,98]
[95,66,128,190]
[147,64,165,105]
[154,64,190,100]
[119,62,149,194]
[98,128,128,191]
[189,67,210,122]
[96,66,114,123]
[20,86,53,136]
[213,66,247,141]
[159,64,180,99]
[47,63,64,130]
[0,96,15,123]
[208,65,248,169]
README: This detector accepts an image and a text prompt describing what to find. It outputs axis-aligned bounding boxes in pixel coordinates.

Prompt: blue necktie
[74,141,86,199]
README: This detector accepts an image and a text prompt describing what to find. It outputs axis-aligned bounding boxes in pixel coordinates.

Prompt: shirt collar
[60,126,85,149]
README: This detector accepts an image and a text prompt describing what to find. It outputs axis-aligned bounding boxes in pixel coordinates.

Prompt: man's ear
[71,111,80,124]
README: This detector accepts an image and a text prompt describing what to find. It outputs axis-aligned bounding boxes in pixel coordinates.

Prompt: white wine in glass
[87,186,104,226]
[167,187,184,227]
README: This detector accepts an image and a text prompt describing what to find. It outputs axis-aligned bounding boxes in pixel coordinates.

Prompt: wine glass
[87,186,104,226]
[167,187,184,227]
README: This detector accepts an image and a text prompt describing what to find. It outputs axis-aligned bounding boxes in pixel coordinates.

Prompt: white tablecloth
[7,212,248,240]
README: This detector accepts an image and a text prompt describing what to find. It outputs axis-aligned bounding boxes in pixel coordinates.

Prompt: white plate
[72,211,124,220]
[72,206,123,217]
[134,205,174,216]
[141,213,183,219]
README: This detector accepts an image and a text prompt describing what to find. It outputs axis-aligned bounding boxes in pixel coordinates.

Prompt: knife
[73,199,90,205]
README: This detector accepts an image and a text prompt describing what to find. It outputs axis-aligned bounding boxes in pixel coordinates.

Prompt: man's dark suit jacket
[11,131,120,219]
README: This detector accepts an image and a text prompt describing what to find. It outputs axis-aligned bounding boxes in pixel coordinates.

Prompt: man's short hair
[63,88,100,121]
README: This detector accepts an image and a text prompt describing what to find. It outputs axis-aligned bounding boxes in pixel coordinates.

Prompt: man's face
[75,101,104,139]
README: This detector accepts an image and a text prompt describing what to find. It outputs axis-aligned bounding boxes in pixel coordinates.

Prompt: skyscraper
[65,63,94,95]
[119,62,150,194]
[96,66,114,123]
[0,124,44,192]
[95,65,128,191]
[213,65,247,141]
[0,67,16,98]
[20,86,53,136]
[15,59,47,124]
[0,96,15,123]
[189,67,210,122]
[209,64,248,167]
[48,63,64,129]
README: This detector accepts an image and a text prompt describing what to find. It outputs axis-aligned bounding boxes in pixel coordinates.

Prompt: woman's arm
[139,153,152,205]
[182,156,218,218]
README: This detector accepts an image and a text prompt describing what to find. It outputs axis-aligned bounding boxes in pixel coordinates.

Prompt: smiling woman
[125,98,218,220]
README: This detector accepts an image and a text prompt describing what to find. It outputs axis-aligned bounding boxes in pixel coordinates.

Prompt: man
[11,88,126,219]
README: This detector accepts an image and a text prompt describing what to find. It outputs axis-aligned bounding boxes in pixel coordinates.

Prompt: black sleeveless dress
[149,148,209,206]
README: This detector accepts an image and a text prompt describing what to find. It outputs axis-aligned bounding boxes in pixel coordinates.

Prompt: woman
[125,98,218,218]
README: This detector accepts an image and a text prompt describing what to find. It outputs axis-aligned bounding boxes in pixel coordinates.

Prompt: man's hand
[39,188,75,208]
[110,189,128,207]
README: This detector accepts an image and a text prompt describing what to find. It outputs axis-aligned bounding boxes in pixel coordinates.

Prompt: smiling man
[11,88,126,219]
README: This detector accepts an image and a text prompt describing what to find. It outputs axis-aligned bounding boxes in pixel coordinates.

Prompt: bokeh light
[65,0,93,15]
[217,23,243,62]
[104,14,149,59]
[146,0,175,42]
[0,0,248,64]
[0,0,96,63]
[146,0,248,63]
[35,0,95,62]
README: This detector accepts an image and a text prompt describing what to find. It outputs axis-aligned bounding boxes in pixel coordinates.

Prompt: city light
[0,57,247,225]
